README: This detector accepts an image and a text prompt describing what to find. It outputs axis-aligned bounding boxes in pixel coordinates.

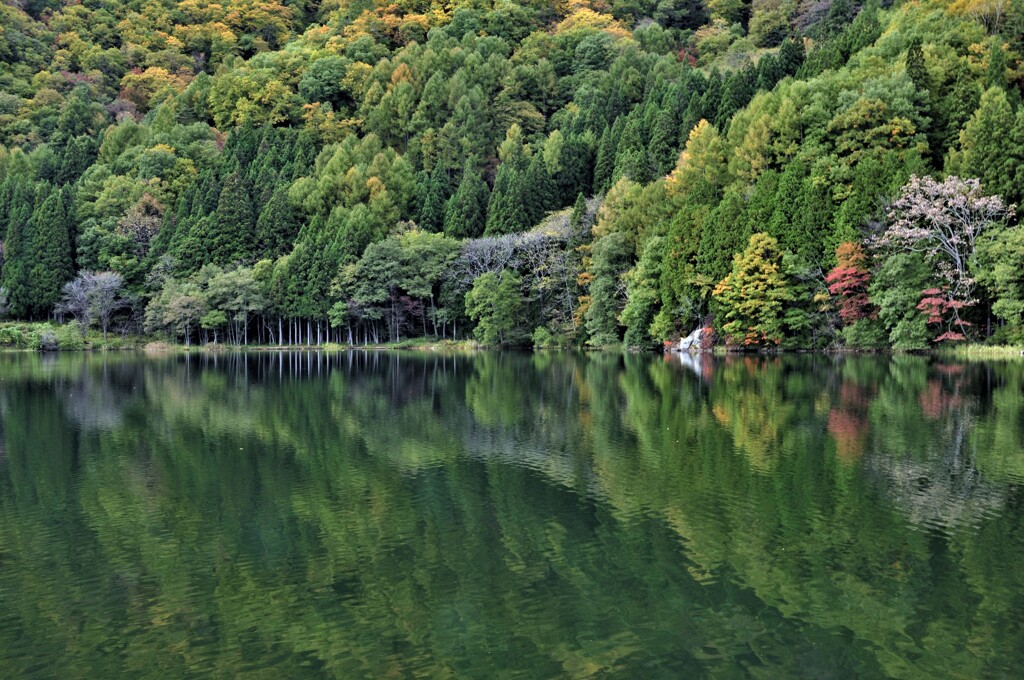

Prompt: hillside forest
[1,0,1024,349]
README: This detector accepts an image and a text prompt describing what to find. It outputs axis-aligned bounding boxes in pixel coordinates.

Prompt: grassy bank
[936,344,1024,360]
[5,322,1021,358]
[0,322,145,351]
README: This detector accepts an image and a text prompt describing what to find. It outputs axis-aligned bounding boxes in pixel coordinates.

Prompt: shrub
[38,331,59,351]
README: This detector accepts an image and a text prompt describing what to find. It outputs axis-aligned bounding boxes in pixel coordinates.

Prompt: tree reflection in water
[1,351,1022,678]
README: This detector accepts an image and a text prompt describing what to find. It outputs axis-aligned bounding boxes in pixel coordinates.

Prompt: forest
[1,0,1023,349]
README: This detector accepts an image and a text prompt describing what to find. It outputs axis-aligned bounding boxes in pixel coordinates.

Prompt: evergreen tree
[585,231,633,346]
[698,188,750,287]
[958,87,1018,201]
[57,136,97,185]
[524,152,555,224]
[778,38,805,76]
[767,159,806,246]
[649,108,679,175]
[256,186,302,260]
[905,37,928,92]
[444,161,490,239]
[419,162,451,233]
[716,67,755,128]
[570,193,588,233]
[27,187,74,317]
[755,54,783,92]
[209,173,255,265]
[942,63,980,152]
[485,162,529,235]
[985,37,1007,91]
[792,177,835,264]
[593,126,616,195]
[1,180,36,318]
[614,114,650,184]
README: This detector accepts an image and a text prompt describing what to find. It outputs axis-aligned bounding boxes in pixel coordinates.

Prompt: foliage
[712,233,792,347]
[0,0,1022,350]
[465,270,525,346]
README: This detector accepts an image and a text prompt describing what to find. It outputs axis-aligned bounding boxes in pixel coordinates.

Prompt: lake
[1,351,1023,678]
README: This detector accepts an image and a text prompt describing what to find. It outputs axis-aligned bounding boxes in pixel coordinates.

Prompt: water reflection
[1,351,1023,678]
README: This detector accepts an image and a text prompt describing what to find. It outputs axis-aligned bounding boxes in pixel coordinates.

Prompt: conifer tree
[777,38,805,76]
[712,232,792,346]
[942,63,980,152]
[256,186,302,260]
[1,180,35,318]
[570,193,588,233]
[698,189,750,287]
[444,160,489,239]
[524,152,555,223]
[649,108,679,175]
[614,114,648,183]
[57,136,96,185]
[958,87,1017,201]
[28,187,74,317]
[209,173,255,265]
[419,162,451,232]
[905,38,928,92]
[985,37,1007,91]
[485,163,529,235]
[593,126,616,194]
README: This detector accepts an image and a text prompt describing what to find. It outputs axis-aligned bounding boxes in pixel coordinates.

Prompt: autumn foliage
[826,242,876,324]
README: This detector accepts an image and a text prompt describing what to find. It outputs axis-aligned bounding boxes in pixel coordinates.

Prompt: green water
[1,351,1023,679]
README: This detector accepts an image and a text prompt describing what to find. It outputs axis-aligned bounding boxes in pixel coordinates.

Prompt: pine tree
[57,136,97,185]
[905,37,928,92]
[28,187,74,317]
[444,160,489,239]
[986,37,1007,91]
[959,87,1017,201]
[942,63,980,152]
[256,186,302,259]
[419,162,451,232]
[524,152,555,224]
[778,38,805,76]
[1,180,36,318]
[209,172,255,265]
[593,126,616,194]
[485,163,528,235]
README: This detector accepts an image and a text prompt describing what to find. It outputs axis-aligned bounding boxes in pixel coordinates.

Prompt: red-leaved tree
[917,288,970,343]
[825,242,876,324]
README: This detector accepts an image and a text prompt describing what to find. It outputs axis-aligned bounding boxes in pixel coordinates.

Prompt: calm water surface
[1,351,1023,679]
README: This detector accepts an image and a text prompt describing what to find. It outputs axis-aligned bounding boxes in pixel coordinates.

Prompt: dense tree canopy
[1,0,1023,347]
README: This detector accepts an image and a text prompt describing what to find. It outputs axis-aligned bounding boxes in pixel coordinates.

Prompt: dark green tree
[209,173,255,265]
[28,187,74,317]
[444,161,490,239]
[256,186,302,260]
[593,126,616,195]
[419,162,451,233]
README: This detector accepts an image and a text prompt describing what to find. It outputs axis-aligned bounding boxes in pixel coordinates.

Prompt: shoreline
[2,322,1021,358]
